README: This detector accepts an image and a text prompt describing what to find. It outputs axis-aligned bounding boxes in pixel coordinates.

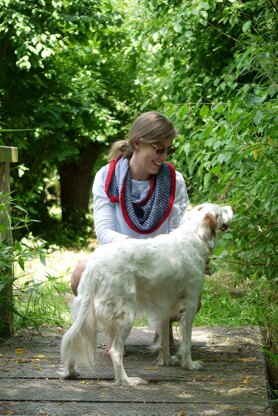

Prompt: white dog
[60,203,233,386]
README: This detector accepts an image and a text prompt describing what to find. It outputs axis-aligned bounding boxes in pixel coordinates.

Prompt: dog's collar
[105,156,176,234]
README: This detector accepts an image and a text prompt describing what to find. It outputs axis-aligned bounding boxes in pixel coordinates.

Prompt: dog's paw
[114,377,147,387]
[182,360,202,371]
[58,367,80,379]
[157,356,171,367]
[158,354,181,367]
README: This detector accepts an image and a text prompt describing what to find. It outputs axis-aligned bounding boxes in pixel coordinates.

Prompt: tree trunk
[58,142,105,232]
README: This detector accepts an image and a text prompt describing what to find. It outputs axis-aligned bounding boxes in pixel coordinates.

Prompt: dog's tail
[61,277,97,369]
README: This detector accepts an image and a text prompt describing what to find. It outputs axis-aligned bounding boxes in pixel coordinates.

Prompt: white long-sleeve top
[93,163,189,245]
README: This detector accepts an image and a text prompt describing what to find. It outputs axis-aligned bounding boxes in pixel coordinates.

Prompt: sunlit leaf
[15,348,28,355]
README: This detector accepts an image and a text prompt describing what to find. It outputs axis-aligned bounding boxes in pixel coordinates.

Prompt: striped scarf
[105,157,176,234]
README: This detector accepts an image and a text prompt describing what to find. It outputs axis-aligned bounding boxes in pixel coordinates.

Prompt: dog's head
[185,203,233,243]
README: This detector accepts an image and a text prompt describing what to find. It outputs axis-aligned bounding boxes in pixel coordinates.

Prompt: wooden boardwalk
[0,326,271,415]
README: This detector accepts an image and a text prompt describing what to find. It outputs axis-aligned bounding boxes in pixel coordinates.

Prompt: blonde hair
[107,111,177,161]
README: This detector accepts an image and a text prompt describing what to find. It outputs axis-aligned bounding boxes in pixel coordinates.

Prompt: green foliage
[0,192,47,331]
[0,193,34,270]
[195,267,278,327]
[0,0,140,231]
[13,273,71,331]
[136,0,278,284]
[0,193,73,331]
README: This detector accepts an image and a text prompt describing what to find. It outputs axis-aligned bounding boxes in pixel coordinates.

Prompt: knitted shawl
[105,156,176,234]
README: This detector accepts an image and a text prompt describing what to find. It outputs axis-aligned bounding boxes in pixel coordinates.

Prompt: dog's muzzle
[220,223,229,232]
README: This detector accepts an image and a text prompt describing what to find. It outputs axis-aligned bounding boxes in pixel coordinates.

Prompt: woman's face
[129,137,174,180]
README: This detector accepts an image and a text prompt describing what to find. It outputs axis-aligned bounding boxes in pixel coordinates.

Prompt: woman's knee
[71,259,88,296]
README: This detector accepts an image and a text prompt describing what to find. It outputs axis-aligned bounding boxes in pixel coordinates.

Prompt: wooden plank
[0,401,270,415]
[0,327,271,415]
[0,377,269,405]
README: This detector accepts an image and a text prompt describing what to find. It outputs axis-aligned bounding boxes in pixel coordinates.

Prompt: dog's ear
[204,213,217,235]
[199,213,217,242]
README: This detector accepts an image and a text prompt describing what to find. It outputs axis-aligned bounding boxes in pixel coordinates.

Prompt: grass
[195,270,277,327]
[13,276,72,330]
[12,244,90,331]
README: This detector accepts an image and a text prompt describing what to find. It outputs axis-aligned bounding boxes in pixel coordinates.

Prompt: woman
[71,111,189,354]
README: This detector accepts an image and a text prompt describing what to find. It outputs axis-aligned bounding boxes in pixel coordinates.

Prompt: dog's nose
[220,223,229,232]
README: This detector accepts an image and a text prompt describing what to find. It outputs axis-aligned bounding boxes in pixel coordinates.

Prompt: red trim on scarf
[120,162,176,235]
[105,156,121,203]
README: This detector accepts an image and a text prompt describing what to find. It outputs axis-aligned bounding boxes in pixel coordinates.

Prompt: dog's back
[82,230,206,321]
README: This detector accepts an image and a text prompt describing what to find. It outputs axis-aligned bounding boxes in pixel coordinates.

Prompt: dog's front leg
[178,305,202,370]
[157,319,172,366]
[109,339,142,387]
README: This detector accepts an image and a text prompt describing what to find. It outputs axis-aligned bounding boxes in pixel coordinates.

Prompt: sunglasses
[151,143,176,156]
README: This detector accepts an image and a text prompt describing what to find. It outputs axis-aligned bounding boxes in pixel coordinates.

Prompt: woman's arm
[168,171,189,232]
[93,167,130,245]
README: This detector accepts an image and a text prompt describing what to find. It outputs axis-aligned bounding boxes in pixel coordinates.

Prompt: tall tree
[0,0,140,232]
